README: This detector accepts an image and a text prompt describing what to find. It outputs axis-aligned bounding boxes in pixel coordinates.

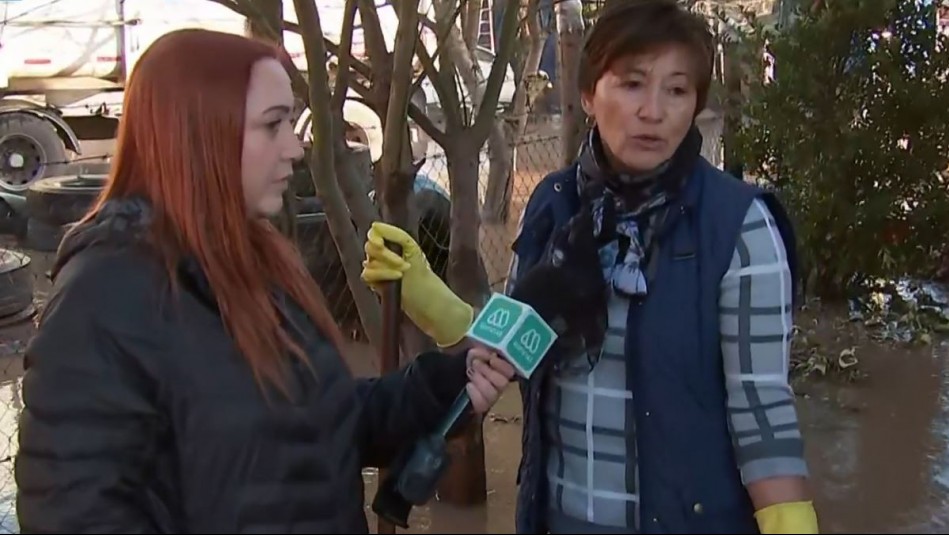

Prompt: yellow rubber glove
[361,221,474,347]
[754,501,819,534]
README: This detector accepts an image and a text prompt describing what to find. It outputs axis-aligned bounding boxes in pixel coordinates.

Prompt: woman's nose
[287,136,305,162]
[638,88,665,122]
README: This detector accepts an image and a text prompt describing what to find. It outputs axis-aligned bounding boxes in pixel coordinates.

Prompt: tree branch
[331,0,359,118]
[357,0,391,75]
[291,0,383,346]
[408,96,448,147]
[417,38,463,134]
[470,0,521,143]
[213,0,447,143]
[380,0,420,176]
[329,0,379,239]
[210,0,313,105]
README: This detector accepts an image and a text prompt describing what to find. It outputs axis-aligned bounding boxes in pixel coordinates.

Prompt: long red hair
[84,29,344,397]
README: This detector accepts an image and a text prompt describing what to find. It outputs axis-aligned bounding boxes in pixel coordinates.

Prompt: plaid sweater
[505,197,807,533]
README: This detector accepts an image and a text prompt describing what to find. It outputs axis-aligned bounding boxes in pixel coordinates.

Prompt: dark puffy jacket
[14,197,470,534]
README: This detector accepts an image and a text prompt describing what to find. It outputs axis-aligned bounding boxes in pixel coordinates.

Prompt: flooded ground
[2,245,949,533]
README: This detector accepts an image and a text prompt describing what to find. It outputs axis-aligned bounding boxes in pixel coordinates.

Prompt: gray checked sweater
[505,196,807,533]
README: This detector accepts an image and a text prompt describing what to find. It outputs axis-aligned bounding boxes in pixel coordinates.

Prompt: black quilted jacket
[14,197,469,534]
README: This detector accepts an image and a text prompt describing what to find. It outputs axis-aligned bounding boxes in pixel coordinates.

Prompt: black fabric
[14,197,470,534]
[575,124,703,210]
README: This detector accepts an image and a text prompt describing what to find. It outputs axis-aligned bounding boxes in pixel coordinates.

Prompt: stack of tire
[18,170,454,342]
[24,174,107,252]
[291,186,452,341]
[0,247,34,327]
[0,174,105,327]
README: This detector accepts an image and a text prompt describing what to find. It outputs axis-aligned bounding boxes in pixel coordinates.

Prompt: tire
[24,218,66,252]
[26,174,106,227]
[294,211,361,335]
[0,113,68,193]
[294,190,453,341]
[415,189,451,281]
[0,197,27,238]
[0,248,34,319]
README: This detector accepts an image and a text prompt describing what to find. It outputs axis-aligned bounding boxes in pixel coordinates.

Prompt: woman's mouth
[631,135,666,151]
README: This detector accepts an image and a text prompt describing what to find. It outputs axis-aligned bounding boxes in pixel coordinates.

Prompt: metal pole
[377,240,402,535]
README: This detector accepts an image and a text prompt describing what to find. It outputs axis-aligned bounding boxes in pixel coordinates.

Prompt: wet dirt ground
[357,346,949,534]
[2,246,949,533]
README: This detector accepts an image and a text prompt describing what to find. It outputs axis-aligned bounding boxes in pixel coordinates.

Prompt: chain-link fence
[303,110,723,343]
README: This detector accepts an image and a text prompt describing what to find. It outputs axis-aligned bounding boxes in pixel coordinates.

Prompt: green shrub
[732,0,949,299]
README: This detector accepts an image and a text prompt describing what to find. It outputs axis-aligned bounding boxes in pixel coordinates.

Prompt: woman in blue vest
[360,1,820,533]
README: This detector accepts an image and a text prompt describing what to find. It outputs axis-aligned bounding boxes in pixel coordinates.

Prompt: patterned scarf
[574,125,703,297]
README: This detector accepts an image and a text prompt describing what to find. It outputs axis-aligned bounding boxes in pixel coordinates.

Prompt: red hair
[84,29,344,397]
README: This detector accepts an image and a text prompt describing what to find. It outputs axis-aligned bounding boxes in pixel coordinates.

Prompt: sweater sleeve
[719,197,809,485]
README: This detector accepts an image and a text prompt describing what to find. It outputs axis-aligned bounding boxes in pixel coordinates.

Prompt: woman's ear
[580,90,595,121]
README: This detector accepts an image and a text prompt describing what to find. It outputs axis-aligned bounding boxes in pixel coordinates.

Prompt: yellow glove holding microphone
[360,221,473,347]
[754,501,820,534]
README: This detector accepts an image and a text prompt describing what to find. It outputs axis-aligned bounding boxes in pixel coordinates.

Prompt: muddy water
[2,246,949,533]
[796,339,949,534]
[359,341,949,533]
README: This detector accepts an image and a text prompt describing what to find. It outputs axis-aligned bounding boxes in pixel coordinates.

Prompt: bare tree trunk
[437,140,490,506]
[445,0,521,227]
[437,0,483,121]
[425,0,521,506]
[292,0,383,347]
[482,0,546,223]
[330,0,380,240]
[445,143,491,306]
[450,0,522,227]
[482,125,513,223]
[378,0,420,231]
[245,0,282,42]
[557,0,584,166]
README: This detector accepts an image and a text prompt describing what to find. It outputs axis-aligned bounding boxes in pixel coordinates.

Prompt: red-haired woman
[13,28,514,534]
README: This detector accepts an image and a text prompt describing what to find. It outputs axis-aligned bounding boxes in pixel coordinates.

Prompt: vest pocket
[681,492,757,534]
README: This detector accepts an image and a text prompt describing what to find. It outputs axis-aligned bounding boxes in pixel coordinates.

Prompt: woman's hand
[361,222,473,347]
[464,346,517,414]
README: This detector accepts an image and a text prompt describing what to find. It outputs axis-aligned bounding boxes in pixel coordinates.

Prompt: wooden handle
[377,240,402,535]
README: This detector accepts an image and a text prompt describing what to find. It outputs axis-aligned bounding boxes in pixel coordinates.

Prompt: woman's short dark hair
[578,0,716,112]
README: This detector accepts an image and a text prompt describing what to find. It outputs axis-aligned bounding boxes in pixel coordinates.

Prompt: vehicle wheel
[0,113,68,193]
[295,210,362,337]
[26,174,106,227]
[24,218,66,252]
[415,188,451,281]
[290,147,316,198]
[0,248,34,319]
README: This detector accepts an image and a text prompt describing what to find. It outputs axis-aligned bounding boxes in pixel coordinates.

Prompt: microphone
[372,210,609,528]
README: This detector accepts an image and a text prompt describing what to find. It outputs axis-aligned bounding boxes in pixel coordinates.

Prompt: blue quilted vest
[511,158,799,534]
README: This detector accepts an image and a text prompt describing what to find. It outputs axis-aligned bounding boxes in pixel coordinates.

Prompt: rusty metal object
[436,416,487,506]
[377,240,402,535]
